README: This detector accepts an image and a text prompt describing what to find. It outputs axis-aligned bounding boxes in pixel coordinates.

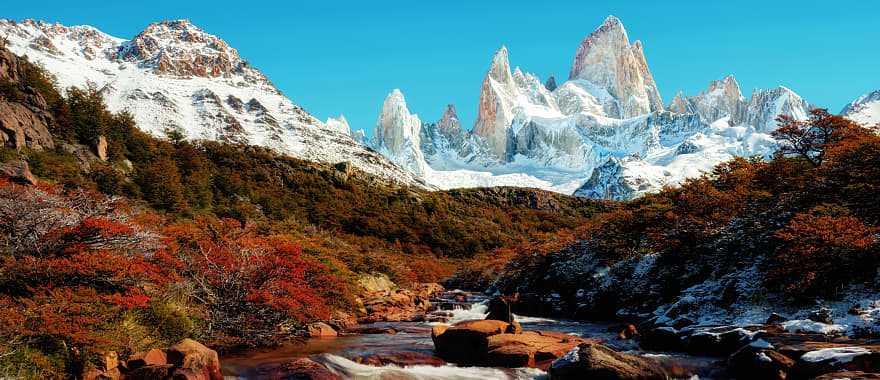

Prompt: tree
[772,109,857,167]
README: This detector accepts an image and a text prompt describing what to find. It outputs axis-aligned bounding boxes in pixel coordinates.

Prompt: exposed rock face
[842,90,880,128]
[372,89,428,177]
[357,273,443,323]
[548,343,668,379]
[544,75,558,91]
[573,157,636,200]
[473,46,518,159]
[118,19,245,78]
[166,339,223,380]
[688,75,748,125]
[0,101,54,151]
[568,16,663,118]
[420,104,468,159]
[743,86,811,132]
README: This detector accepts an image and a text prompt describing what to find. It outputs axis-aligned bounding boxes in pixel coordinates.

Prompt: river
[221,291,721,379]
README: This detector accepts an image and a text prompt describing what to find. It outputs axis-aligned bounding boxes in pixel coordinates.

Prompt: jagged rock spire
[373,89,428,176]
[473,46,518,159]
[568,15,663,118]
[544,75,558,91]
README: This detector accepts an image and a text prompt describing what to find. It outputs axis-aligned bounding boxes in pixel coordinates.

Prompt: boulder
[1,160,37,185]
[727,345,795,380]
[127,348,168,369]
[307,322,338,338]
[809,308,834,324]
[486,331,591,369]
[82,367,121,380]
[431,319,510,364]
[548,343,668,380]
[767,313,788,325]
[166,339,223,380]
[793,346,880,378]
[618,324,639,340]
[640,326,684,351]
[486,295,514,323]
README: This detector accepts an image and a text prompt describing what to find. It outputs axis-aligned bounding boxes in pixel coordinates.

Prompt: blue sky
[5,1,879,136]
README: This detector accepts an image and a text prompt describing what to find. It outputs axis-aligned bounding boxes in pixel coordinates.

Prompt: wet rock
[618,324,639,340]
[431,319,511,365]
[809,308,834,324]
[793,346,880,379]
[486,331,592,369]
[486,295,514,323]
[548,343,668,380]
[727,345,795,380]
[307,322,338,338]
[640,326,684,351]
[354,352,445,367]
[345,326,397,335]
[274,358,341,380]
[815,371,880,380]
[166,339,223,380]
[767,313,788,325]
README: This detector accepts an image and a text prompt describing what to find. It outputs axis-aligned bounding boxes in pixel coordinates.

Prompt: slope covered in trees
[461,109,880,326]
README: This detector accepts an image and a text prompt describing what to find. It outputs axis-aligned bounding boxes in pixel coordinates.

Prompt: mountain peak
[119,19,245,78]
[569,16,662,118]
[374,89,427,176]
[488,45,514,85]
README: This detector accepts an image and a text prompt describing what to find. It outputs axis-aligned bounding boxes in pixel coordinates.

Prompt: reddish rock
[815,371,880,380]
[485,295,514,323]
[307,322,338,338]
[486,331,591,369]
[127,348,168,369]
[166,339,223,380]
[618,324,639,340]
[277,358,342,380]
[2,160,37,185]
[431,319,510,364]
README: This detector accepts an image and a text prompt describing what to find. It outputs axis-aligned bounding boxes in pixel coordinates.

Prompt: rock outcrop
[83,339,222,380]
[357,273,443,323]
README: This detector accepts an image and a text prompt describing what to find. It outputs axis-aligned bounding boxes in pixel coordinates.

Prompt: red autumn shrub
[164,218,334,346]
[769,210,877,299]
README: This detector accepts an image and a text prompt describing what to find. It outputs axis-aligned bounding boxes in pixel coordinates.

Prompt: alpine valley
[4,11,880,380]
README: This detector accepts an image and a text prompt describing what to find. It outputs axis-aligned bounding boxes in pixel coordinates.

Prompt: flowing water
[221,291,721,379]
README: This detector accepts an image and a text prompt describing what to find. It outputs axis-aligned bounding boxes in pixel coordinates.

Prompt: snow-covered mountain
[842,90,880,128]
[367,15,813,199]
[0,19,426,187]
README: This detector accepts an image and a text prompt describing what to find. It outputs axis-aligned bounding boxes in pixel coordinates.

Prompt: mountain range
[2,16,877,200]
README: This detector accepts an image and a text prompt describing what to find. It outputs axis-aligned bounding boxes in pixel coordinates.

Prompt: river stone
[548,343,668,380]
[727,345,795,380]
[486,331,591,369]
[431,319,510,365]
[307,322,338,337]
